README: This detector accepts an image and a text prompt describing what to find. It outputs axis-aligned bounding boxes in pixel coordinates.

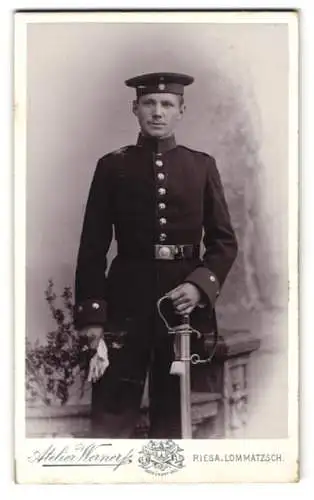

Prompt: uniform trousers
[90,329,182,439]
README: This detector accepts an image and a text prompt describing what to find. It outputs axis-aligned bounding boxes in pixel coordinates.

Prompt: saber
[174,314,192,439]
[156,296,193,438]
[157,296,218,439]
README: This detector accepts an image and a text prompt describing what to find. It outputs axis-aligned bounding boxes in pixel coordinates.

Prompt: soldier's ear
[132,100,139,116]
[178,103,186,120]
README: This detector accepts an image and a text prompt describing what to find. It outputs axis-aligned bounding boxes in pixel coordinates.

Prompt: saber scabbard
[176,316,192,439]
[175,314,192,439]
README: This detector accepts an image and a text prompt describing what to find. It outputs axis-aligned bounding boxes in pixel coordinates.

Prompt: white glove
[87,338,110,383]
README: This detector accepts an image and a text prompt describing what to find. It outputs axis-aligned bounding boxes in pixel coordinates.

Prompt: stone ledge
[205,329,260,360]
[26,404,91,419]
[191,392,221,405]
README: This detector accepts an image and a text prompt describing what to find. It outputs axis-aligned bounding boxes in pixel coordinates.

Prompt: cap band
[136,82,184,97]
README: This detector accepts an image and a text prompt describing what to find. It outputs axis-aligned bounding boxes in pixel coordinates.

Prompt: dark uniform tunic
[74,134,238,438]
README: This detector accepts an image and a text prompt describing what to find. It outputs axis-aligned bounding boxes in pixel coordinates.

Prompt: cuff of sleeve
[185,267,220,309]
[74,299,107,330]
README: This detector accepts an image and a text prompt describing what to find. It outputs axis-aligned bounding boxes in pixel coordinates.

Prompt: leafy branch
[26,280,91,406]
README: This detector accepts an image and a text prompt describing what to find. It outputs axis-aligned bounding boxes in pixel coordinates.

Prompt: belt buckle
[155,245,173,260]
[174,245,185,259]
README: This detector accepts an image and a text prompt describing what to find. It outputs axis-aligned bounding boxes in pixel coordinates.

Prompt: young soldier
[75,72,238,438]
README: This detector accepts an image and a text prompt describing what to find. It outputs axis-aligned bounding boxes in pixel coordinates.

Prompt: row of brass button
[156,156,168,243]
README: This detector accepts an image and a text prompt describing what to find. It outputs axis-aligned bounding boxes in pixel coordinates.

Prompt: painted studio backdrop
[26,21,289,437]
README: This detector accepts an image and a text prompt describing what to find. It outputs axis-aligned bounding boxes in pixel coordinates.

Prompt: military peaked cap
[125,72,194,97]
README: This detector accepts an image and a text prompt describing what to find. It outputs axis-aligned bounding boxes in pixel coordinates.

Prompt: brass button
[78,305,83,312]
[157,173,165,181]
[158,187,166,196]
[209,275,216,282]
[159,233,167,242]
[92,302,100,310]
[159,217,167,225]
[158,202,166,210]
[155,160,163,167]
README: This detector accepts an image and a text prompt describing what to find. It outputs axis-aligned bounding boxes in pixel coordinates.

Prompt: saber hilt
[172,314,192,362]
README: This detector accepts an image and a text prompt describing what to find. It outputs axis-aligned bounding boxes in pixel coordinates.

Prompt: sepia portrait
[14,10,299,483]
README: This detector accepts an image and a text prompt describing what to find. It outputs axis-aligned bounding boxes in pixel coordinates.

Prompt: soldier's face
[133,93,185,138]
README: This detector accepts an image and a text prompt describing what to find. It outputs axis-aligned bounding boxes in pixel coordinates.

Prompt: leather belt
[118,244,200,260]
[154,244,199,260]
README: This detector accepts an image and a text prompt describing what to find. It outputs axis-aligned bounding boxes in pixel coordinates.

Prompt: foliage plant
[26,280,91,406]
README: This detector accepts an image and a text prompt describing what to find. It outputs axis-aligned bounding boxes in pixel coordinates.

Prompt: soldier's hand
[79,326,104,351]
[167,283,201,315]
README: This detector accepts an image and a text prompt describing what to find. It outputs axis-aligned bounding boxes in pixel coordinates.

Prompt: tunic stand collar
[136,133,177,154]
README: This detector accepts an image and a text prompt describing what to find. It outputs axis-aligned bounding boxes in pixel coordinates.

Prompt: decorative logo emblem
[138,440,185,476]
[158,83,166,90]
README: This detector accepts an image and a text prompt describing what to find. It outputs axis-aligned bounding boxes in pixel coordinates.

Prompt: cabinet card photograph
[14,10,299,483]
